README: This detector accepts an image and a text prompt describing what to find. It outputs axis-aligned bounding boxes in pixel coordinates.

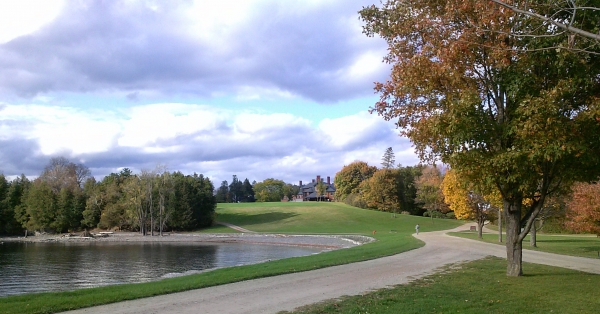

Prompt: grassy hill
[210,201,460,235]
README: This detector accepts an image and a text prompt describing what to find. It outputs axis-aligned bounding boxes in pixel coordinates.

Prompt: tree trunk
[505,199,523,276]
[498,207,502,243]
[477,218,484,239]
[530,220,537,247]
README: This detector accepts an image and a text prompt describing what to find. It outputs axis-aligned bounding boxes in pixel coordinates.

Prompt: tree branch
[490,0,600,41]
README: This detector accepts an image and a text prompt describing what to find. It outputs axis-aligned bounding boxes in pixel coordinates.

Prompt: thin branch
[490,0,600,41]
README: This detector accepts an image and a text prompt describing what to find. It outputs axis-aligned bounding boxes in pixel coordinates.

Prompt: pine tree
[381,147,395,169]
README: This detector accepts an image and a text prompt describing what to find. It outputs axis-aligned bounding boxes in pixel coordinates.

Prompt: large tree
[360,168,400,213]
[253,178,290,202]
[360,0,600,276]
[415,165,447,220]
[334,161,378,201]
[381,147,396,169]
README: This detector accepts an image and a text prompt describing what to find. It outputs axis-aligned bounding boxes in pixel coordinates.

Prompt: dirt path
[62,224,600,314]
[215,221,256,233]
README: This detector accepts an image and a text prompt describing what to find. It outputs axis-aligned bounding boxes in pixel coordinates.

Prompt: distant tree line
[334,148,435,216]
[215,176,301,203]
[215,175,256,203]
[0,157,216,236]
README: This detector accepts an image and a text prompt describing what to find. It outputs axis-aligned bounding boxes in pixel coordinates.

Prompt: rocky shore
[0,231,375,250]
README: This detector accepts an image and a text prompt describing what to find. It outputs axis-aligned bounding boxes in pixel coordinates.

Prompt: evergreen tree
[381,147,395,169]
[242,178,255,202]
[215,180,229,203]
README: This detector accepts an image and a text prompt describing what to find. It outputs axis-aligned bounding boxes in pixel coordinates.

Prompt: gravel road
[62,224,600,314]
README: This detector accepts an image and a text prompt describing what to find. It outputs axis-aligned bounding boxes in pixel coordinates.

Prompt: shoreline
[0,231,375,250]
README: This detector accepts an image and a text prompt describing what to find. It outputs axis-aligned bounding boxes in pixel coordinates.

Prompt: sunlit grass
[450,231,600,259]
[287,257,600,314]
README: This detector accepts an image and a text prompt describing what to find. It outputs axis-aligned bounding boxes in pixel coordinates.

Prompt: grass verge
[286,257,600,314]
[450,231,600,259]
[0,202,462,314]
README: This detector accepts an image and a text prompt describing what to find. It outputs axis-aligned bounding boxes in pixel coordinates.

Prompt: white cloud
[319,111,392,148]
[0,101,417,182]
[0,104,120,155]
[0,0,65,43]
[118,103,225,147]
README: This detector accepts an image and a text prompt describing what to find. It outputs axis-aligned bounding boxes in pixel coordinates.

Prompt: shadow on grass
[216,212,299,226]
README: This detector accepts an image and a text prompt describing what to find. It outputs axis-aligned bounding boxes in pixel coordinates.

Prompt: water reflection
[0,241,322,296]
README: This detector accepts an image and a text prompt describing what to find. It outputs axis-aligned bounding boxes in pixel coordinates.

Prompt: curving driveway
[63,224,600,314]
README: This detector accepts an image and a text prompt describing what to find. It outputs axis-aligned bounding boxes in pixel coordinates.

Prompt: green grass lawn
[286,257,600,314]
[0,202,461,314]
[450,231,600,259]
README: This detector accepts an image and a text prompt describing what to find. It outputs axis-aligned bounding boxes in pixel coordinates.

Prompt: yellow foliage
[441,169,473,220]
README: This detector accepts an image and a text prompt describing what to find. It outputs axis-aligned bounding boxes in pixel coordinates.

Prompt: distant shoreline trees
[0,158,216,236]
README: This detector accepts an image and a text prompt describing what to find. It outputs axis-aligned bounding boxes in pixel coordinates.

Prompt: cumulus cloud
[0,102,415,183]
[0,1,419,185]
[0,0,389,102]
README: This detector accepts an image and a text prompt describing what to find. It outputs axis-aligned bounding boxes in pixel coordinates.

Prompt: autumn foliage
[360,0,600,276]
[566,182,600,236]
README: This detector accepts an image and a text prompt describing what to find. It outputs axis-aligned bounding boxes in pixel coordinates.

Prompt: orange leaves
[566,181,600,236]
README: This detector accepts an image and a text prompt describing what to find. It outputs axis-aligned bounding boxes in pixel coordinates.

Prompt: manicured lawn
[208,202,447,235]
[450,231,600,259]
[286,257,600,314]
[0,202,462,314]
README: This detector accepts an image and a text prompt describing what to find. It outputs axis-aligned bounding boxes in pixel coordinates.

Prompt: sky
[0,0,419,186]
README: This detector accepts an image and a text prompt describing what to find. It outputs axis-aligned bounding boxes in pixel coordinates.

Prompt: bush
[343,193,367,209]
[446,212,456,219]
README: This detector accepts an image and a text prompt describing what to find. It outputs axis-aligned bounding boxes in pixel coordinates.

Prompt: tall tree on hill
[396,166,421,215]
[415,166,447,221]
[361,0,600,276]
[242,178,255,202]
[229,175,243,203]
[360,169,399,213]
[381,147,395,169]
[334,161,377,201]
[215,180,229,203]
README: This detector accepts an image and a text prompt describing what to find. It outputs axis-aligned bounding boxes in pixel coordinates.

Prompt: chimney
[317,175,321,183]
[327,176,330,184]
[312,179,315,183]
[299,180,302,186]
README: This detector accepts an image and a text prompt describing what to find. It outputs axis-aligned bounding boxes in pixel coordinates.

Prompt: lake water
[0,241,324,297]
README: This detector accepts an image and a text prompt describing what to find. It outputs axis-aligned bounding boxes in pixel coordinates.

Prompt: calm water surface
[0,241,323,296]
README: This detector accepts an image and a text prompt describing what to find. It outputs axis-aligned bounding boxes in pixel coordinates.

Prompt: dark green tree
[229,175,243,203]
[242,178,255,202]
[381,147,395,169]
[215,180,229,203]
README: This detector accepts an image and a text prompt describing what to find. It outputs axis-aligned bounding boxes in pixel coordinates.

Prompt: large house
[293,175,336,201]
